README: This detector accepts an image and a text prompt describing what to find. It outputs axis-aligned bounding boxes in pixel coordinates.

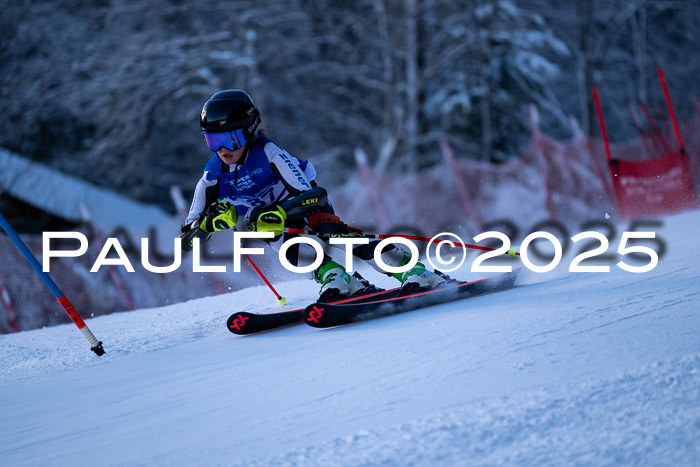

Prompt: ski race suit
[185,134,317,230]
[185,134,412,275]
[186,133,370,271]
[184,132,449,296]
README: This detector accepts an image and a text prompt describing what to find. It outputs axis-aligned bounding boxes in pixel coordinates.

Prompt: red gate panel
[610,150,698,220]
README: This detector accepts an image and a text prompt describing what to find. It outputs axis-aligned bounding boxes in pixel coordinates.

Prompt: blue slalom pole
[0,211,104,355]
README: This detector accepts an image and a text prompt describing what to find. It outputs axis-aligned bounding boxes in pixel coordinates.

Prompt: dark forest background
[1,0,698,212]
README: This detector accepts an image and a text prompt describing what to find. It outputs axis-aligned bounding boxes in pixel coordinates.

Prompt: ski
[302,269,521,329]
[227,287,399,335]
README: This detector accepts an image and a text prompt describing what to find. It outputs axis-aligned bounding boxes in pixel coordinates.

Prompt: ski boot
[351,271,385,295]
[314,260,379,302]
[393,261,448,296]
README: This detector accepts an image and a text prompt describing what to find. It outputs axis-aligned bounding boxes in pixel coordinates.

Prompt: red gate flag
[609,150,698,220]
[593,77,699,221]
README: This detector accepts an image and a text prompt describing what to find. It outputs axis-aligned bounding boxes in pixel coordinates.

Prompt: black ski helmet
[200,89,261,150]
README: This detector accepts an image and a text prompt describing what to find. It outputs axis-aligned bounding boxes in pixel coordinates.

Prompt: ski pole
[0,212,105,355]
[245,255,287,305]
[283,227,519,256]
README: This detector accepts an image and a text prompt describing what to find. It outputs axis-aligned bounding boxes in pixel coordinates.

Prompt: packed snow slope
[1,210,700,466]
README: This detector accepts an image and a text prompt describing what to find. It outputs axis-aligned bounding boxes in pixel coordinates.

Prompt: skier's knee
[308,212,344,232]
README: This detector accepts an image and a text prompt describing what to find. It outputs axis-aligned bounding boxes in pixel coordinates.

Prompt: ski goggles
[202,129,248,152]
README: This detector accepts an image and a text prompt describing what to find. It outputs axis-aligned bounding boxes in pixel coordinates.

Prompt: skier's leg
[265,218,367,301]
[307,210,446,292]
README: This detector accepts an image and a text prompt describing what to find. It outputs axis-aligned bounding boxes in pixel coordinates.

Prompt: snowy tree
[422,0,569,162]
[280,0,569,170]
[536,0,700,139]
[1,0,699,212]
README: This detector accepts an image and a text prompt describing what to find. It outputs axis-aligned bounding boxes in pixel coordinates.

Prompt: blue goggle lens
[203,129,247,152]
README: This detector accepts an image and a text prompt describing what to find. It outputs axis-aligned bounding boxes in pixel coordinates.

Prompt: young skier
[180,89,445,301]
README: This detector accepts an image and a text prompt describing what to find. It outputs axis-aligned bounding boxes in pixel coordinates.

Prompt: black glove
[178,224,211,252]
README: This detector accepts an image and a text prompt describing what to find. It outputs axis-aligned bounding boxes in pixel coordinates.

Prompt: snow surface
[1,210,700,466]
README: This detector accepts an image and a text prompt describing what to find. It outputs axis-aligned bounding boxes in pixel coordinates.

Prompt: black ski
[302,269,521,329]
[227,287,399,335]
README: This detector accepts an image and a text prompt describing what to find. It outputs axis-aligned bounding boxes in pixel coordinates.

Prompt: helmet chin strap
[232,143,252,188]
[238,143,251,165]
